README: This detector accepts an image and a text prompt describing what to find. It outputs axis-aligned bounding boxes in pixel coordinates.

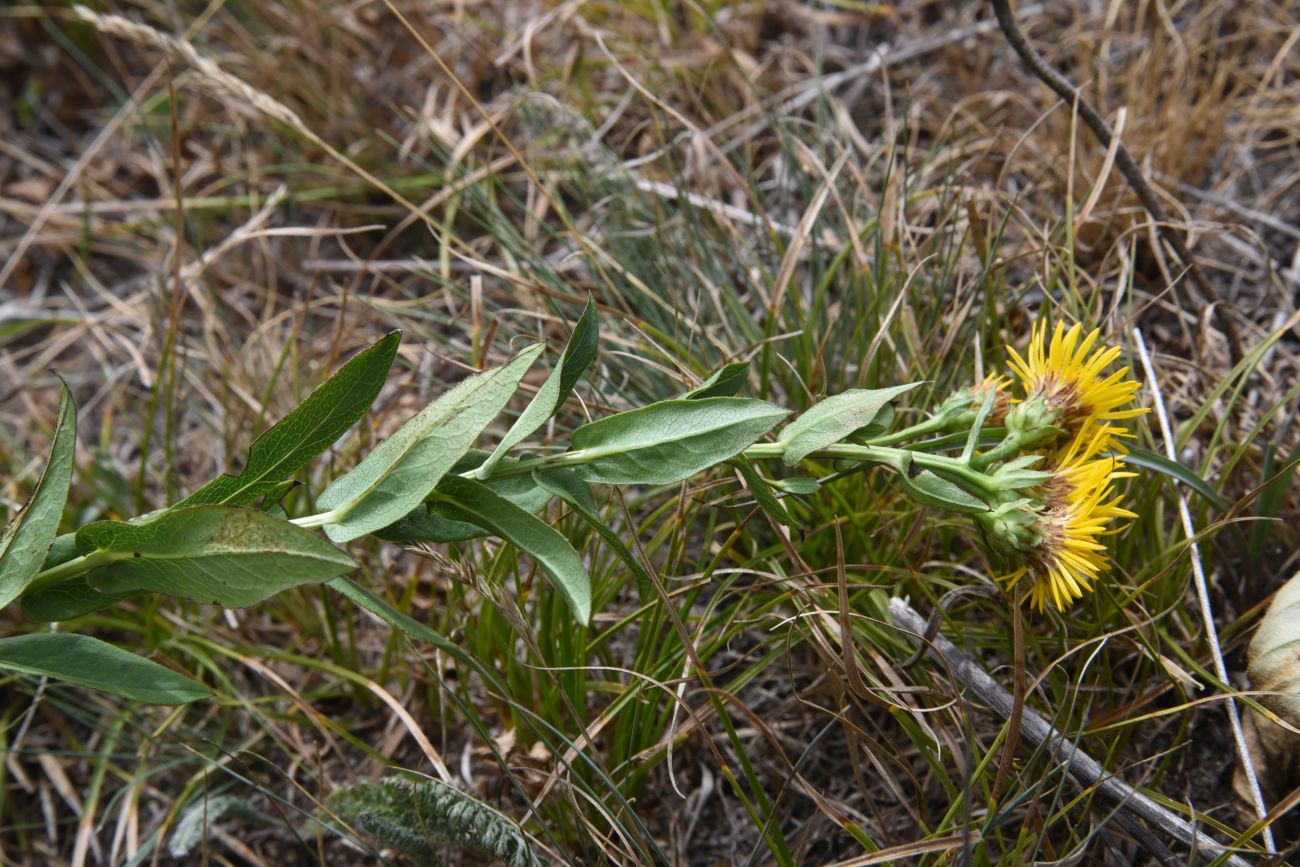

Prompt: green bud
[974,497,1046,557]
[1003,397,1063,449]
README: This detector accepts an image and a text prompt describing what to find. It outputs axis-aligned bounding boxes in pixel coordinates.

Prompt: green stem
[24,549,120,595]
[744,442,999,497]
[859,414,951,447]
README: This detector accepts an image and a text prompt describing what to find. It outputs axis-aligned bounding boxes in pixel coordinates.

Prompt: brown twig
[989,0,1243,363]
[888,597,1254,867]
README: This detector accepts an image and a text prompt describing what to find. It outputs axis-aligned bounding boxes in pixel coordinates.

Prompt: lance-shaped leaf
[533,470,651,601]
[0,632,211,704]
[375,450,574,544]
[77,506,355,607]
[477,300,598,478]
[0,381,77,609]
[434,475,591,625]
[21,575,137,623]
[780,383,920,465]
[317,344,544,543]
[180,331,402,507]
[683,361,750,400]
[732,456,796,527]
[570,397,788,486]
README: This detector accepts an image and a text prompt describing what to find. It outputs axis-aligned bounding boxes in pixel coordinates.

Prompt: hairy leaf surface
[317,344,543,542]
[571,397,787,485]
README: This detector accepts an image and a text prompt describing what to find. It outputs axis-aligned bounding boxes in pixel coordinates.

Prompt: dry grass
[2,1,1299,864]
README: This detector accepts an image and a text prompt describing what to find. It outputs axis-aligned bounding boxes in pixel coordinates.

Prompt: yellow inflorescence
[999,324,1148,612]
[1007,321,1145,457]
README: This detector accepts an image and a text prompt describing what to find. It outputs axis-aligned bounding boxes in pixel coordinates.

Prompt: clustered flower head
[967,323,1148,612]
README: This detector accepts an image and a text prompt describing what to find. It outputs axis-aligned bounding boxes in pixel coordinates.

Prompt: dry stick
[1132,327,1275,853]
[887,597,1254,867]
[988,0,1243,364]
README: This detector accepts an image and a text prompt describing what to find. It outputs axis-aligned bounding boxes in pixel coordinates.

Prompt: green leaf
[1123,448,1231,511]
[0,633,211,704]
[317,344,544,543]
[375,505,488,544]
[533,470,651,601]
[434,475,591,625]
[732,456,795,526]
[77,506,355,607]
[845,404,895,445]
[684,362,749,399]
[898,468,988,514]
[773,477,821,495]
[571,397,788,486]
[477,300,598,477]
[0,381,77,609]
[1248,569,1300,724]
[780,383,920,465]
[1250,443,1300,560]
[180,331,402,507]
[20,574,138,623]
[374,452,576,544]
[328,576,459,654]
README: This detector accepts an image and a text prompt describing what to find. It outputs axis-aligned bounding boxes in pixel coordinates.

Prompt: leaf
[477,300,598,478]
[329,577,459,654]
[684,362,749,400]
[732,456,796,527]
[780,383,920,465]
[317,344,544,543]
[374,505,488,544]
[434,475,591,625]
[77,506,355,608]
[845,404,895,445]
[774,477,821,495]
[20,573,138,623]
[533,470,651,601]
[374,452,575,544]
[180,332,402,507]
[570,397,788,486]
[1250,443,1300,560]
[0,381,76,609]
[327,777,539,867]
[1248,569,1300,723]
[1123,448,1231,511]
[0,632,211,704]
[898,469,988,514]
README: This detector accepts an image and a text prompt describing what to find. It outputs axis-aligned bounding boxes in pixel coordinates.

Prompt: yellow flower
[999,432,1136,611]
[1006,322,1147,450]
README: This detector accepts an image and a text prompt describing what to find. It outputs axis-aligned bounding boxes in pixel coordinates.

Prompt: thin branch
[888,596,1255,867]
[989,0,1242,362]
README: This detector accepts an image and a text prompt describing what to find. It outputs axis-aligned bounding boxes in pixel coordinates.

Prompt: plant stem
[860,414,950,447]
[24,549,120,595]
[744,442,998,497]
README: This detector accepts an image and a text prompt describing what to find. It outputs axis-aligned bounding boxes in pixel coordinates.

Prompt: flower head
[992,430,1137,611]
[1006,322,1146,451]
